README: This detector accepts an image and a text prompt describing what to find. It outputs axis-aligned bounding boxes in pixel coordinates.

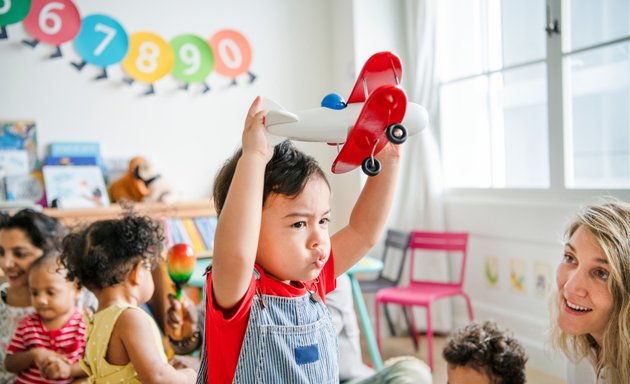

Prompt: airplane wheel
[386,123,407,145]
[361,157,382,176]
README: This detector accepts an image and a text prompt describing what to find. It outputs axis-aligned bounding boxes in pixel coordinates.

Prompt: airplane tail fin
[262,97,299,127]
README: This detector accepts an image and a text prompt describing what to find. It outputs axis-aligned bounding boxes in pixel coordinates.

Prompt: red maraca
[167,243,197,338]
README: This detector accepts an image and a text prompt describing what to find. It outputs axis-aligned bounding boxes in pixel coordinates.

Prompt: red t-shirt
[7,308,86,384]
[204,252,336,384]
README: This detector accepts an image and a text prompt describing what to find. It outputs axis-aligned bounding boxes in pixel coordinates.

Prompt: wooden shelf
[43,200,216,227]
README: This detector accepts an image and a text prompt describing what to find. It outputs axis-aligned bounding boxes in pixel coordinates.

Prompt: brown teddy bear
[109,156,176,203]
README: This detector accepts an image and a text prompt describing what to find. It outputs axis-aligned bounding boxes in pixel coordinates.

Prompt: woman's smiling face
[0,228,44,289]
[556,225,614,345]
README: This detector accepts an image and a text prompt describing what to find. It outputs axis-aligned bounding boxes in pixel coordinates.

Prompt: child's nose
[310,228,326,248]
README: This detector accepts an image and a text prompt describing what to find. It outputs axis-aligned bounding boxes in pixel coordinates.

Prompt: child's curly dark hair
[59,212,164,290]
[443,321,528,384]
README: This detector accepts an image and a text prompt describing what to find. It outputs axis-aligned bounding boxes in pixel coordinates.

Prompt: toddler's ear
[129,262,143,285]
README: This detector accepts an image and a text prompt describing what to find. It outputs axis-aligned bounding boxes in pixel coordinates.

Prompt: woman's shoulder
[0,283,35,320]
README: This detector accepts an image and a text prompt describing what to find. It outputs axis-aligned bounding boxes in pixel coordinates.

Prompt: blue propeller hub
[321,93,347,110]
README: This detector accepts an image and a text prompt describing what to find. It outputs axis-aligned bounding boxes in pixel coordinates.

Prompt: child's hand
[40,355,72,380]
[242,96,273,162]
[376,141,402,165]
[31,348,60,369]
[165,293,197,340]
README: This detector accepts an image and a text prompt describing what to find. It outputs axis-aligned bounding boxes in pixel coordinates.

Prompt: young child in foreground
[443,321,528,384]
[195,96,404,383]
[5,252,87,383]
[59,213,196,383]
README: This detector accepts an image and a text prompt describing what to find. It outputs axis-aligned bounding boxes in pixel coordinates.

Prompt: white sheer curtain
[385,0,452,333]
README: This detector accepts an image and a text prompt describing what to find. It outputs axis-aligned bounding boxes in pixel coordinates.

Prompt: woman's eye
[594,269,609,281]
[563,254,576,264]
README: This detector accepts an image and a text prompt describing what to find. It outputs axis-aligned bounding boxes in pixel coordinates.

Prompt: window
[564,0,630,189]
[437,0,630,190]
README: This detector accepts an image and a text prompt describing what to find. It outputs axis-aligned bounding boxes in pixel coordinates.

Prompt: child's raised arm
[212,96,273,309]
[118,309,196,383]
[331,143,402,277]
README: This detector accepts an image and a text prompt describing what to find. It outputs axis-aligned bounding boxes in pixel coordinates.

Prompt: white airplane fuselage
[265,102,428,143]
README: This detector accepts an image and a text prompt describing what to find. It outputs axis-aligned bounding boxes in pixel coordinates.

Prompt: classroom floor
[365,333,566,384]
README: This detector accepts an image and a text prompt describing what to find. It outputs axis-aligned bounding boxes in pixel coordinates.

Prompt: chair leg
[463,293,474,320]
[426,305,433,371]
[403,306,419,351]
[407,306,420,353]
[375,299,381,351]
[383,304,397,337]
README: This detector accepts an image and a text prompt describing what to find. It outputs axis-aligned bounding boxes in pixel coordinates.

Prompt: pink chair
[374,231,473,370]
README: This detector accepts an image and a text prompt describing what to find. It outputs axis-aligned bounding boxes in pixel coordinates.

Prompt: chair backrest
[408,231,469,286]
[378,229,412,284]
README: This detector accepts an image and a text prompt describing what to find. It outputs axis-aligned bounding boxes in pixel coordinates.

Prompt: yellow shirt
[81,303,167,383]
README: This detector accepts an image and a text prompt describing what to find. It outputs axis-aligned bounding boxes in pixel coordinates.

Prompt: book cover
[48,142,108,181]
[42,165,109,208]
[194,216,216,250]
[0,121,39,172]
[0,149,30,176]
[4,172,46,206]
[44,156,97,166]
[182,218,206,253]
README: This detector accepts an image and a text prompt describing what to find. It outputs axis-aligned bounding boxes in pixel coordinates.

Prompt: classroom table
[346,256,384,370]
[187,256,384,369]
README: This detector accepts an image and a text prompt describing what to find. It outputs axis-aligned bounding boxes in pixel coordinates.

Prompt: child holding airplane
[190,96,431,383]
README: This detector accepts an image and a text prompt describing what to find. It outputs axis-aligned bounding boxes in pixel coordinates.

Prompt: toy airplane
[265,51,428,176]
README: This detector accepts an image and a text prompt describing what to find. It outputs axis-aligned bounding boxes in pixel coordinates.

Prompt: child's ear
[129,262,143,286]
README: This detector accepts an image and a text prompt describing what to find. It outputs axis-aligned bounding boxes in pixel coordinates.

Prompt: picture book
[0,149,29,176]
[0,121,39,171]
[42,165,109,209]
[44,156,98,166]
[4,172,46,206]
[48,142,108,181]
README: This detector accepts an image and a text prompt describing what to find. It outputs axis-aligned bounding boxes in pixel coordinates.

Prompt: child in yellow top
[59,213,196,383]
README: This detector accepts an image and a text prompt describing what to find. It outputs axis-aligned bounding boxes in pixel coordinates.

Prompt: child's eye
[319,218,330,226]
[292,222,306,229]
[31,290,38,297]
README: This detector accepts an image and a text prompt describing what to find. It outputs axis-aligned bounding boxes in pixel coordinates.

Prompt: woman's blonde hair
[550,197,630,383]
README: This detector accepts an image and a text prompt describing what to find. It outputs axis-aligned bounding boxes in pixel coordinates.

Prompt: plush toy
[108,156,177,203]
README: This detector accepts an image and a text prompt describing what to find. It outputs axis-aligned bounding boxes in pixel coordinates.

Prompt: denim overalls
[197,271,339,383]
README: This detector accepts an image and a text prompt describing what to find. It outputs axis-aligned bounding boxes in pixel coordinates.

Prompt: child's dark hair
[443,321,528,384]
[59,213,164,290]
[213,140,329,215]
[0,209,65,253]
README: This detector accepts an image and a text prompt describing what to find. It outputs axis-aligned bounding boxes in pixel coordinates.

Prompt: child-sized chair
[358,229,419,350]
[374,231,473,370]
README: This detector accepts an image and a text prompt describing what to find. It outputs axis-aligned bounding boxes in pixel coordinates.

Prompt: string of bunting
[0,0,256,96]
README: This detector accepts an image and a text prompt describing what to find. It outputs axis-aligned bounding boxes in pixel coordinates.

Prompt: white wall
[0,0,349,202]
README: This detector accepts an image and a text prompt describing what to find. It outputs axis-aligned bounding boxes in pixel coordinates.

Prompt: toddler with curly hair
[59,213,196,383]
[443,321,528,384]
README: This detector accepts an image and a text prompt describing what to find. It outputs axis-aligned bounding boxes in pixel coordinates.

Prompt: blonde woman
[551,198,630,384]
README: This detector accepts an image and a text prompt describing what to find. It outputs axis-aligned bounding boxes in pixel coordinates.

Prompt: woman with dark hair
[0,209,96,382]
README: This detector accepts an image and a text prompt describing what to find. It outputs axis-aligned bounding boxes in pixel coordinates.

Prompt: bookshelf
[43,200,216,258]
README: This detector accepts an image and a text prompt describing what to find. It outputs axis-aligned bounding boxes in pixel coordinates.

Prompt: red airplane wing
[332,85,407,174]
[346,52,403,105]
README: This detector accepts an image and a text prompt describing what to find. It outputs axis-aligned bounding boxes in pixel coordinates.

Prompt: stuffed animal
[109,156,176,203]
